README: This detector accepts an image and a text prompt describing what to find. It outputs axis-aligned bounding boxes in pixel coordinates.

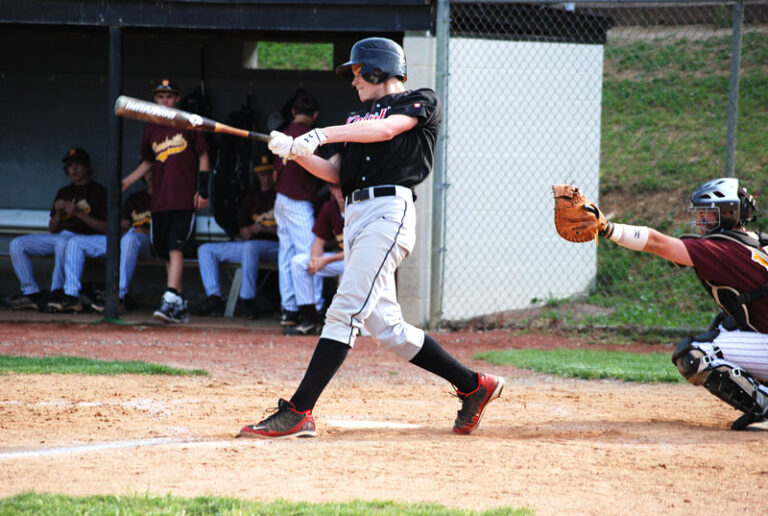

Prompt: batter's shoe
[453,373,505,434]
[280,310,300,326]
[237,398,317,438]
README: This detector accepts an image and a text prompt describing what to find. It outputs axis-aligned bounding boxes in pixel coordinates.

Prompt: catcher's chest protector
[692,231,768,332]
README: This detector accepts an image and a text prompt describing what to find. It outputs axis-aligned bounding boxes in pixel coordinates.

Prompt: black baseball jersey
[339,88,441,198]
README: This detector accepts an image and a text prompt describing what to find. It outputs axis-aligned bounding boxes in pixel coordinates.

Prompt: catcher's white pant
[197,240,279,299]
[694,325,768,384]
[290,252,344,310]
[274,193,315,312]
[62,228,151,298]
[320,186,425,360]
[10,230,77,294]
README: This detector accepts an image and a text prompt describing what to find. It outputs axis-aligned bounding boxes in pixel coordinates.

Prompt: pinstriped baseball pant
[62,229,151,298]
[10,230,77,295]
[695,325,768,384]
[274,193,315,312]
[197,239,279,299]
[290,252,343,310]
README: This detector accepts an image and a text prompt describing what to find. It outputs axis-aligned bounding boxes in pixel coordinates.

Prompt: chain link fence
[434,0,768,331]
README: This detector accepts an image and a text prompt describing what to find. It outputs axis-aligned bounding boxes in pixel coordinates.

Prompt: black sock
[298,304,318,324]
[290,338,350,411]
[409,334,477,393]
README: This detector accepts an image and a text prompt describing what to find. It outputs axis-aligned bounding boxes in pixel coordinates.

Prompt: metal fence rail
[434,0,768,330]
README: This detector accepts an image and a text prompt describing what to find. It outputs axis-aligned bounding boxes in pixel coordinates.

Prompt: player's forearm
[327,251,344,263]
[310,238,325,258]
[293,155,340,184]
[77,212,107,233]
[323,116,416,144]
[48,213,64,233]
[198,151,210,172]
[124,161,152,188]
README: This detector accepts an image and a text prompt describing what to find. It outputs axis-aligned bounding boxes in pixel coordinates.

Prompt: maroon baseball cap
[152,78,179,95]
[61,147,91,166]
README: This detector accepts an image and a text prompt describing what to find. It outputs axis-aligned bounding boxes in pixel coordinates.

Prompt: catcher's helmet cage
[688,177,757,234]
[335,37,407,84]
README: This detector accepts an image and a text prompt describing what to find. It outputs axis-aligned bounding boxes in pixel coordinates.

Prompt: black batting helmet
[335,37,407,84]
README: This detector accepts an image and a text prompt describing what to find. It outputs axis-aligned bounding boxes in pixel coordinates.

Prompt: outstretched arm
[604,222,693,267]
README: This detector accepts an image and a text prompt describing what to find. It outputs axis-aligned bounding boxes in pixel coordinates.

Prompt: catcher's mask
[687,177,756,235]
[335,37,407,84]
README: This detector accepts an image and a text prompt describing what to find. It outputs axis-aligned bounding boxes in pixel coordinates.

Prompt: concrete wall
[399,31,436,328]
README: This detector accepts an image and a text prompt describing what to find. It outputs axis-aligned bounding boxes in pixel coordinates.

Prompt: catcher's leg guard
[671,331,719,385]
[672,331,768,429]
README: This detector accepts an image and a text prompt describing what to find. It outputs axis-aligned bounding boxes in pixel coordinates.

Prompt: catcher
[553,179,768,430]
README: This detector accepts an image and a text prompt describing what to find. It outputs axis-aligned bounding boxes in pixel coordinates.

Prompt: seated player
[285,181,345,335]
[9,148,106,310]
[191,164,279,318]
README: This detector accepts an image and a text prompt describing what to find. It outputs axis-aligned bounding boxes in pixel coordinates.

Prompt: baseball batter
[557,177,768,430]
[238,37,505,438]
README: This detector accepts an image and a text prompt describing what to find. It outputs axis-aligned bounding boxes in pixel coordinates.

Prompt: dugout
[0,0,438,319]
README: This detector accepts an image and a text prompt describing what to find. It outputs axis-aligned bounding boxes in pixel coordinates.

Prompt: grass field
[576,30,768,330]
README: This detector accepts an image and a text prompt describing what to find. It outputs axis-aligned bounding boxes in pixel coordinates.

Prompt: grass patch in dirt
[477,348,683,383]
[0,492,533,516]
[0,355,208,376]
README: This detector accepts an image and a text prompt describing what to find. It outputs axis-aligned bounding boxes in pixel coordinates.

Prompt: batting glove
[268,131,294,158]
[292,128,328,157]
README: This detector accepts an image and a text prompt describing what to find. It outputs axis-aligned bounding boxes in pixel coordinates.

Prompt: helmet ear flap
[739,187,757,225]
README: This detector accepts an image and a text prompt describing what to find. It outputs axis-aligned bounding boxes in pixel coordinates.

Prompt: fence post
[724,0,744,178]
[106,26,123,320]
[430,0,450,329]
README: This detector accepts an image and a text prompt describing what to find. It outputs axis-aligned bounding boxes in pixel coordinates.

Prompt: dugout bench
[0,208,277,317]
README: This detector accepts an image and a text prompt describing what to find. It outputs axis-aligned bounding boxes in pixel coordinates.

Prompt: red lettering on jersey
[346,107,390,125]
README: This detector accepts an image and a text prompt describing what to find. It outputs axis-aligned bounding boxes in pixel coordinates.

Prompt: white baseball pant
[695,325,768,383]
[320,186,425,360]
[274,193,315,312]
[10,230,77,295]
[290,252,344,310]
[63,228,152,298]
[197,240,279,299]
[119,229,151,298]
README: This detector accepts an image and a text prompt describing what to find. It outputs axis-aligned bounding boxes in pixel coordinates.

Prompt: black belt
[346,186,398,206]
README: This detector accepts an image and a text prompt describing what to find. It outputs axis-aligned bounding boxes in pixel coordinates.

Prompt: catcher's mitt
[552,184,607,243]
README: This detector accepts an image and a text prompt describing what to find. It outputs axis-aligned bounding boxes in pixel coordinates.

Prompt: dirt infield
[1,321,766,515]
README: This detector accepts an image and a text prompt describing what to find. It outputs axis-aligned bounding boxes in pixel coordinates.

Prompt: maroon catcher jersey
[140,123,207,212]
[683,237,768,332]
